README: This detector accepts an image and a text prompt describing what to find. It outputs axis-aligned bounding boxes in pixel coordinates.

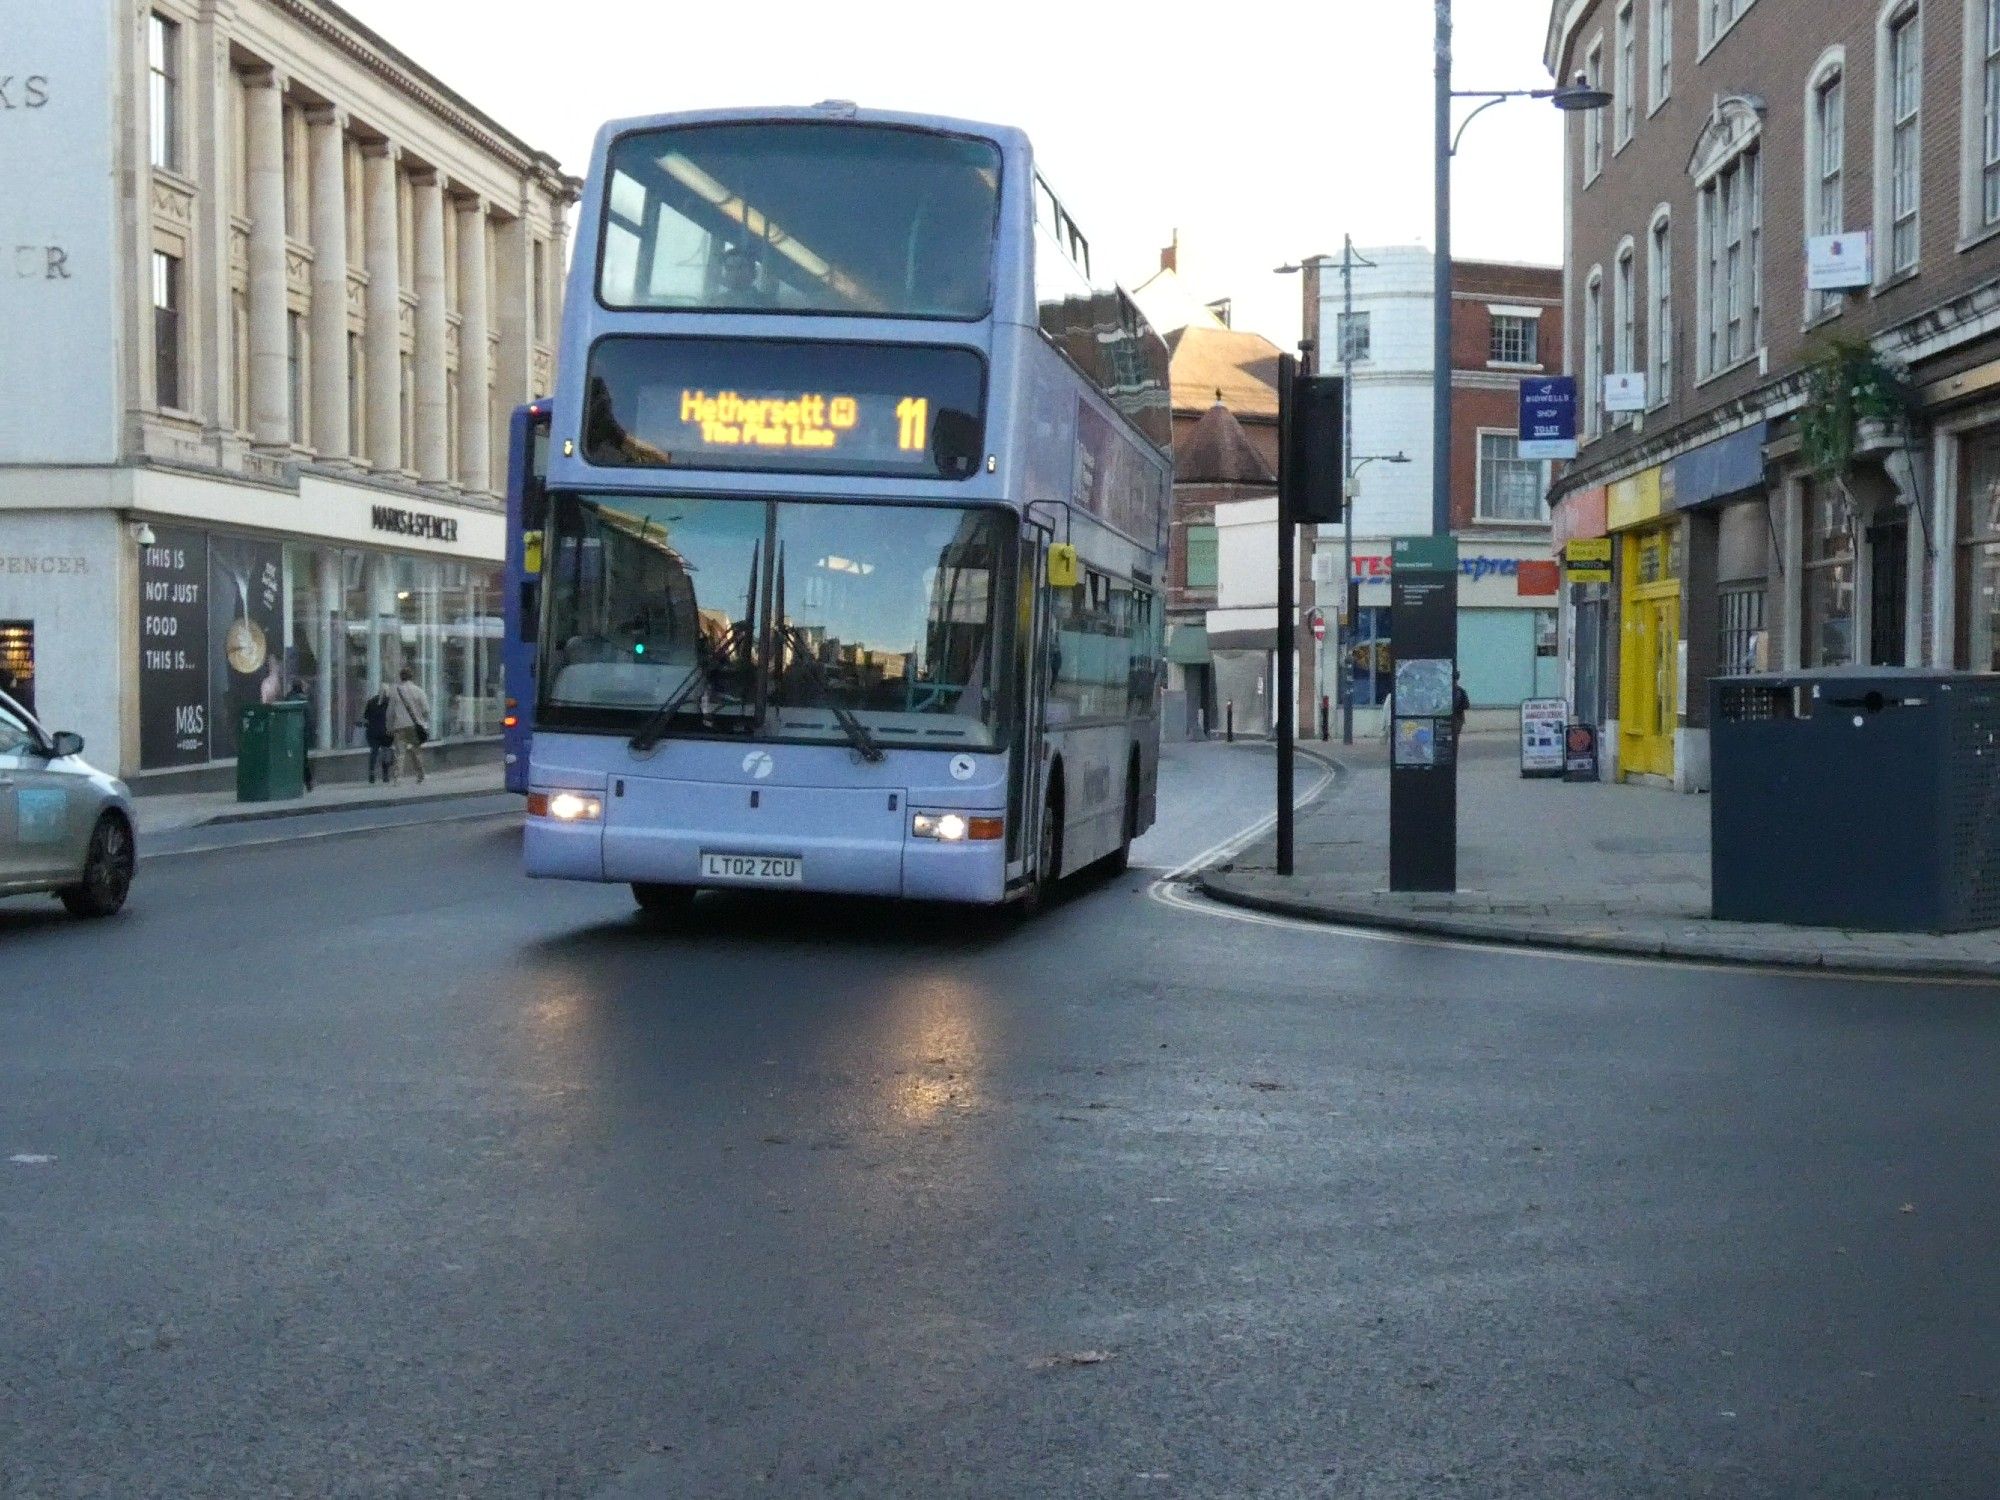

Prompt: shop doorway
[1619,526,1680,780]
[0,621,32,714]
[1868,518,1908,666]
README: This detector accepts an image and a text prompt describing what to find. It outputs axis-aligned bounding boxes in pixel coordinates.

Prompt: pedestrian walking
[360,686,394,783]
[386,666,432,785]
[283,677,316,791]
[1451,672,1470,741]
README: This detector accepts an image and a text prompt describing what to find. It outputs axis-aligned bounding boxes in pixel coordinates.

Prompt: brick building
[1301,249,1566,727]
[1546,0,2000,790]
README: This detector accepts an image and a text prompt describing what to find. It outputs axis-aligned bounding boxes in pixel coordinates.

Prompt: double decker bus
[501,401,551,794]
[520,103,1171,912]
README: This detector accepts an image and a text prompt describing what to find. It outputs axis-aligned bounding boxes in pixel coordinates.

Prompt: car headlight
[911,811,1002,841]
[528,790,602,822]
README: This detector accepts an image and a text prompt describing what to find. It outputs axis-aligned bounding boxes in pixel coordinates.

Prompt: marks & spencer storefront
[0,467,506,786]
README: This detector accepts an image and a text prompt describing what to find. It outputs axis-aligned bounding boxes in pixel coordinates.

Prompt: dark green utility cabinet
[1711,669,2000,932]
[236,700,306,802]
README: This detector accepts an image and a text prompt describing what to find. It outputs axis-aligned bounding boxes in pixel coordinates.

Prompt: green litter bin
[237,700,306,802]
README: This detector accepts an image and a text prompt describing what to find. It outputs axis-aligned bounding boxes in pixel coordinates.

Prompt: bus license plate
[701,852,803,885]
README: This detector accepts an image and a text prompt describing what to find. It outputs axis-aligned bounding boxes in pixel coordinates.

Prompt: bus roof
[587,103,1031,160]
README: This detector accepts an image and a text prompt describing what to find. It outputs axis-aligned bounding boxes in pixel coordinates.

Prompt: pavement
[132,762,506,835]
[5,739,2000,1496]
[1198,735,2000,980]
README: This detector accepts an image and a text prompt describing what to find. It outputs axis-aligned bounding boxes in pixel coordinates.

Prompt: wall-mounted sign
[1518,376,1577,459]
[1563,537,1613,583]
[0,620,34,714]
[1515,559,1560,596]
[1604,372,1647,412]
[1807,232,1871,290]
[1521,697,1567,776]
[370,505,460,544]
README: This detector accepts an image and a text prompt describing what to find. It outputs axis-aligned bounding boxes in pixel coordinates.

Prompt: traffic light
[1285,375,1344,524]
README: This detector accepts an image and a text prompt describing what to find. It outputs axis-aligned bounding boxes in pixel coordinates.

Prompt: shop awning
[1166,624,1211,665]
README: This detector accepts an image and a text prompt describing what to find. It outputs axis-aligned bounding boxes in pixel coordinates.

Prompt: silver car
[0,689,136,918]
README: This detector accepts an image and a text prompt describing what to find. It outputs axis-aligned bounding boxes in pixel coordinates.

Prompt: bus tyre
[1104,764,1137,876]
[632,882,696,921]
[1019,785,1063,917]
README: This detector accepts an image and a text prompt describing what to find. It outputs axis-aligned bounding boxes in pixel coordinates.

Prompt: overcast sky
[342,0,1566,349]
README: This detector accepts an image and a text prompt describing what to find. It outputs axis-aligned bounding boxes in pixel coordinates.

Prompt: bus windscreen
[597,123,1001,321]
[583,337,985,479]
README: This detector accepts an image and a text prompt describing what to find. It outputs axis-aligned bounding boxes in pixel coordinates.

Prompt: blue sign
[1518,376,1578,459]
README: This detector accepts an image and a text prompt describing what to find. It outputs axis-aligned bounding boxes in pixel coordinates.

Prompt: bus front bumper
[523,780,1009,904]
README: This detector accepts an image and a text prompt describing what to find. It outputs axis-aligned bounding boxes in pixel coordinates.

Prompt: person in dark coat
[360,686,394,784]
[283,678,317,792]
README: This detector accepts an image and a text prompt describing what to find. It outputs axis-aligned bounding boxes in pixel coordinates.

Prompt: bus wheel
[1104,763,1138,876]
[632,882,696,921]
[1019,782,1063,917]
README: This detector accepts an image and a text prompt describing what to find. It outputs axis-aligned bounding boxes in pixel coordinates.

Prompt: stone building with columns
[0,0,576,785]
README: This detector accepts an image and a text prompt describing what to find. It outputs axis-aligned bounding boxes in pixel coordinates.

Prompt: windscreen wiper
[627,663,705,753]
[779,625,884,763]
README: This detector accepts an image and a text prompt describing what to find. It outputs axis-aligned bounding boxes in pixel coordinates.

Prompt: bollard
[1226,700,1235,743]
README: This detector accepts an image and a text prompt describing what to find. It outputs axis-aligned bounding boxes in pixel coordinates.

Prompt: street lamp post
[1434,0,1611,538]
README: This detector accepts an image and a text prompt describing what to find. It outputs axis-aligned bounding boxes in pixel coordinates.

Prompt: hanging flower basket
[1799,336,1915,479]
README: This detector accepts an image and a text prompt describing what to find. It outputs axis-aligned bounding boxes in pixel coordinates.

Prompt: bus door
[1008,525,1051,881]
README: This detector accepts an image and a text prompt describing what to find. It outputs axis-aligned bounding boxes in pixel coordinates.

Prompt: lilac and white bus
[521,104,1170,913]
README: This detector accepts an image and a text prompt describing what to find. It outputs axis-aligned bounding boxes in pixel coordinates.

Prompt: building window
[1583,38,1605,183]
[1647,210,1672,403]
[148,14,180,172]
[1477,432,1550,522]
[1719,583,1767,674]
[232,289,250,431]
[1489,315,1538,365]
[1333,311,1371,363]
[400,351,415,469]
[151,250,182,411]
[1613,242,1636,418]
[447,381,461,483]
[532,238,549,342]
[281,105,301,238]
[1583,268,1604,439]
[1882,3,1922,276]
[1978,0,2000,229]
[1808,61,1845,319]
[1185,524,1218,590]
[1801,481,1856,666]
[347,332,366,462]
[286,311,306,445]
[1615,1,1637,146]
[1701,0,1753,48]
[1959,433,2000,669]
[1650,0,1673,109]
[1699,145,1761,374]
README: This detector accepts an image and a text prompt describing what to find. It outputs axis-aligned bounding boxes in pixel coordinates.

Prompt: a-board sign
[1521,698,1567,776]
[1563,721,1600,782]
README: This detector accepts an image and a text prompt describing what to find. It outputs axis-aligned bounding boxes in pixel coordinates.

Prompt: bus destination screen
[584,337,986,479]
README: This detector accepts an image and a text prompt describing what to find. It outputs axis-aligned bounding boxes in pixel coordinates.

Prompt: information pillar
[1388,535,1458,892]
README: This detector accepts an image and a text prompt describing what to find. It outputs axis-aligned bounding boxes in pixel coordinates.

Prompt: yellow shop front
[1609,466,1680,783]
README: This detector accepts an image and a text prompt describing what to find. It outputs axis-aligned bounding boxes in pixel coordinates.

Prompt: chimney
[1160,228,1178,274]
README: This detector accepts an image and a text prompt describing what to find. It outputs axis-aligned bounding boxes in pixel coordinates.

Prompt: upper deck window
[598,123,1001,320]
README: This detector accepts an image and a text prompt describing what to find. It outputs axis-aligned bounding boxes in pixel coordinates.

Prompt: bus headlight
[911,812,1002,842]
[529,790,602,822]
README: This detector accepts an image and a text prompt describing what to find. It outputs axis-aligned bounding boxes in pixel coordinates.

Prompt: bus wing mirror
[1047,544,1078,589]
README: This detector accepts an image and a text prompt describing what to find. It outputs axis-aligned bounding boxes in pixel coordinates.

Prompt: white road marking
[10,1153,56,1165]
